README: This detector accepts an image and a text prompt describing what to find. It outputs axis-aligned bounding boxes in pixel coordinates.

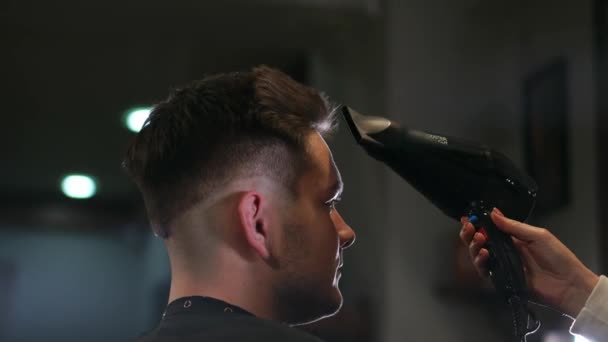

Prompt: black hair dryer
[342,106,541,341]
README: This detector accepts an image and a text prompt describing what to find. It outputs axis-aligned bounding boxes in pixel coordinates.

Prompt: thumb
[490,210,542,243]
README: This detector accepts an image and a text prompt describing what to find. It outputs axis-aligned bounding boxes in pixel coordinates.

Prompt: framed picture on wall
[523,58,570,214]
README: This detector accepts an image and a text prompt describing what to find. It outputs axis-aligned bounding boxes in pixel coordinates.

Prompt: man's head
[123,66,355,325]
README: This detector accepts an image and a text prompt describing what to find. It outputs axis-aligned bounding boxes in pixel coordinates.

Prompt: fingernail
[473,232,482,242]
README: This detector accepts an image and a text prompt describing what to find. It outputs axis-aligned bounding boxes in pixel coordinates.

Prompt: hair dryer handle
[468,203,539,340]
[468,205,527,299]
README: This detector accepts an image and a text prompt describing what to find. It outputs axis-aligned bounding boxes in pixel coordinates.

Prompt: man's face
[272,132,356,326]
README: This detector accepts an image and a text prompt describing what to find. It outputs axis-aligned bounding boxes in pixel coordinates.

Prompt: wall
[0,227,168,341]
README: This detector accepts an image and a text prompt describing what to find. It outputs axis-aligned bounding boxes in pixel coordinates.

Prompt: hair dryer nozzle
[342,106,391,143]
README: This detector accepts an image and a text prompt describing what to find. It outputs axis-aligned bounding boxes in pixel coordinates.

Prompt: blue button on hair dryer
[342,106,541,341]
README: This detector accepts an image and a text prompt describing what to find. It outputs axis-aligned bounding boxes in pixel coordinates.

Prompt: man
[461,208,607,341]
[124,66,356,341]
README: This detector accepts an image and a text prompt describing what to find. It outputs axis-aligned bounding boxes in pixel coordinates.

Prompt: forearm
[561,270,600,317]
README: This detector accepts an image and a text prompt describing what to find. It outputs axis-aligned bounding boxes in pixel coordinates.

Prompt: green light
[125,107,152,133]
[61,174,97,199]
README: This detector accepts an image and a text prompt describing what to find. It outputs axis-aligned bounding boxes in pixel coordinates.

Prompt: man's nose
[333,210,356,249]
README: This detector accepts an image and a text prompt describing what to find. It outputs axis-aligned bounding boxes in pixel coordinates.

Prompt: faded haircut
[123,65,337,237]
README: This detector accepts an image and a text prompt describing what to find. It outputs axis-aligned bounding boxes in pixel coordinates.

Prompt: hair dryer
[341,106,540,341]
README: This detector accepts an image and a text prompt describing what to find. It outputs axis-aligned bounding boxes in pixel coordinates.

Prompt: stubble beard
[272,222,343,326]
[274,279,342,326]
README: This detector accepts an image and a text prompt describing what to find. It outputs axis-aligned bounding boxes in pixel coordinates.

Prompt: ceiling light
[61,174,97,199]
[125,107,152,133]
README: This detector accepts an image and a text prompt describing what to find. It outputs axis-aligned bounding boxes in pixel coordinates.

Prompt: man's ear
[237,191,271,260]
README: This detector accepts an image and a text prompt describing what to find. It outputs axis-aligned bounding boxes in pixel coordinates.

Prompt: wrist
[563,269,599,317]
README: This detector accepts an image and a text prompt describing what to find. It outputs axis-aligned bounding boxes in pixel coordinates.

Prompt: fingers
[460,217,487,260]
[469,232,486,259]
[461,208,552,280]
[459,217,475,244]
[490,209,545,242]
[474,248,490,277]
[460,217,490,277]
[460,217,486,243]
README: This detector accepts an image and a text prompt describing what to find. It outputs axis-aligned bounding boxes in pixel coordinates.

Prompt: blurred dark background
[1,0,606,341]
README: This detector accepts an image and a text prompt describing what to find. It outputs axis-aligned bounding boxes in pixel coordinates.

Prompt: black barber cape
[133,296,324,342]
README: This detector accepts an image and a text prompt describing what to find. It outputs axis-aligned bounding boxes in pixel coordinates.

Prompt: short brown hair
[123,66,337,237]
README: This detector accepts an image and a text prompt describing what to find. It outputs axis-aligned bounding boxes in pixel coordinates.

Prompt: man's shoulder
[134,314,324,342]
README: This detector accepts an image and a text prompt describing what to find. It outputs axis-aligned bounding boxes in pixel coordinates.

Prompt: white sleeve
[570,275,608,341]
